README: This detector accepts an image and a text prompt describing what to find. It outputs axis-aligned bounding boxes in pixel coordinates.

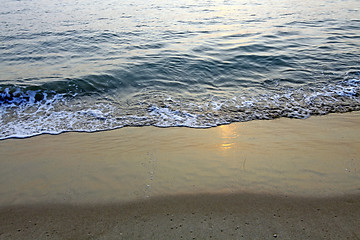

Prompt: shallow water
[0,113,359,205]
[1,0,360,139]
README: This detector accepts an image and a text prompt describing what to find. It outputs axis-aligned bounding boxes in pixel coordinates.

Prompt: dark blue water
[1,0,359,139]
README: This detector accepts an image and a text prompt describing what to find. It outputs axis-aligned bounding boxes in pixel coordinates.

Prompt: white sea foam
[148,106,199,127]
[0,78,359,140]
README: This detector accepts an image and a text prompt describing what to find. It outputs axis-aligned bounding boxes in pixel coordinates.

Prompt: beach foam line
[1,77,360,140]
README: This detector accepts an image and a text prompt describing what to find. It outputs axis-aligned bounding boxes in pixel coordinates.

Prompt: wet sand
[1,193,360,239]
[1,112,360,239]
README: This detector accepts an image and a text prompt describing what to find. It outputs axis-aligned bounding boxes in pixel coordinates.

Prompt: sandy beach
[1,112,360,239]
[1,193,360,239]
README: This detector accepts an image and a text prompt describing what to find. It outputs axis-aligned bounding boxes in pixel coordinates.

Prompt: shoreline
[1,110,360,142]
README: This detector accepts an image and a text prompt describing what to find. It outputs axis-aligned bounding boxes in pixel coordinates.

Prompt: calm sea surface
[0,0,359,139]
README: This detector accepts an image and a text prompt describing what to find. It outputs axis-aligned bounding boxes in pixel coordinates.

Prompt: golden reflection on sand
[218,124,239,151]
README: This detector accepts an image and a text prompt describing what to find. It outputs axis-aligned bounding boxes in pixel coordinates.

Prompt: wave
[1,76,359,140]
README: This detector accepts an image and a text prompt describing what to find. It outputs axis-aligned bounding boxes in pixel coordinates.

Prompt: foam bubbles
[0,87,49,106]
[1,77,360,140]
[148,106,199,127]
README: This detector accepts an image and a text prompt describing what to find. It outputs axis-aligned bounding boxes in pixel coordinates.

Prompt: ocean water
[0,0,359,139]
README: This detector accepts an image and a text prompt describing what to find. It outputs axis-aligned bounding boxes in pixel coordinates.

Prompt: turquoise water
[0,0,359,139]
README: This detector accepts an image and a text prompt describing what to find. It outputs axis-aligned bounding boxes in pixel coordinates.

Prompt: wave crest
[0,77,359,140]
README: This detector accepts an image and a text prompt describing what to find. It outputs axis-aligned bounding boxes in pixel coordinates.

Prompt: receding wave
[1,76,359,140]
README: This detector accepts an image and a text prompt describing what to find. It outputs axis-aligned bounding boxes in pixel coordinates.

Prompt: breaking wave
[1,76,359,139]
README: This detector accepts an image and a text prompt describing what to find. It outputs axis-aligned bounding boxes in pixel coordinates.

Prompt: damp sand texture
[0,112,360,239]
